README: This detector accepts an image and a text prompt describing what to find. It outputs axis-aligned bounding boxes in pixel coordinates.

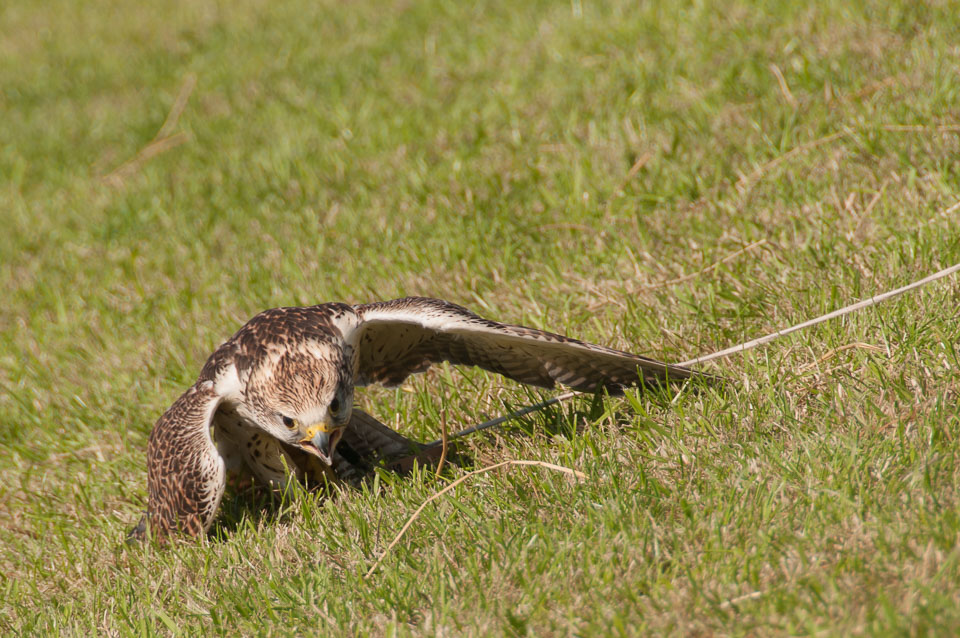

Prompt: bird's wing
[131,381,229,541]
[335,408,458,479]
[329,409,436,484]
[351,297,700,393]
[339,409,423,461]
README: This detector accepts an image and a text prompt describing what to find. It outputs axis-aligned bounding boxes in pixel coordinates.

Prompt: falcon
[130,297,701,540]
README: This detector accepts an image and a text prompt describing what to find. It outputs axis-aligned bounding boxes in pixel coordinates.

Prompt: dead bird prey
[131,297,700,540]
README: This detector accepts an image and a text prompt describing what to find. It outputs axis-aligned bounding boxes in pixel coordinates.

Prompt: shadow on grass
[482,382,702,442]
[208,442,476,542]
[133,384,700,543]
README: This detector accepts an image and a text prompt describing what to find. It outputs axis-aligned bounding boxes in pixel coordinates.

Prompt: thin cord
[428,261,960,446]
[677,261,960,367]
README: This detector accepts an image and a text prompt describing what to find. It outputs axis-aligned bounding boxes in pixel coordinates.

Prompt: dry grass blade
[636,239,767,292]
[918,200,960,229]
[103,133,189,185]
[536,222,595,233]
[103,73,197,185]
[737,131,848,190]
[365,460,587,578]
[862,182,886,216]
[614,151,653,194]
[435,410,449,475]
[769,63,797,108]
[797,342,884,375]
[603,152,654,215]
[156,73,197,140]
[881,124,960,132]
[735,122,958,193]
[583,238,767,311]
[847,180,889,240]
[719,590,768,610]
[848,75,900,101]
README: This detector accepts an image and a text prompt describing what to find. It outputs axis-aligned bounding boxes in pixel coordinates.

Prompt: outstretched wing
[130,382,228,541]
[351,297,699,393]
[338,409,422,461]
[330,409,436,484]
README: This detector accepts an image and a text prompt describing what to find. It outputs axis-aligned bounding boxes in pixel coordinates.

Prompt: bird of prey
[130,297,700,540]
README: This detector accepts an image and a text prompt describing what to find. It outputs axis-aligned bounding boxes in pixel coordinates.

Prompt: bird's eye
[282,415,296,429]
[330,397,341,415]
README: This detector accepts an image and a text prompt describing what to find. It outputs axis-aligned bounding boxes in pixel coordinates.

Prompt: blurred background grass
[1,0,959,634]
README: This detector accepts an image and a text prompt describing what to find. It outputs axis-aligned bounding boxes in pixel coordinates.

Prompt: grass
[1,0,959,634]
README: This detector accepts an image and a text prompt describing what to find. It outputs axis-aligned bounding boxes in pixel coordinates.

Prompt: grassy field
[2,0,960,634]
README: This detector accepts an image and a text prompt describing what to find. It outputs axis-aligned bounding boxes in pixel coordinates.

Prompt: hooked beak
[299,421,344,466]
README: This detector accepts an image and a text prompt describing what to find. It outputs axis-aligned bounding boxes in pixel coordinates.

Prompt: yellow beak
[299,418,342,465]
[304,422,334,439]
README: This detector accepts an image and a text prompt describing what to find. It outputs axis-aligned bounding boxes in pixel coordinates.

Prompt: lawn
[2,0,959,635]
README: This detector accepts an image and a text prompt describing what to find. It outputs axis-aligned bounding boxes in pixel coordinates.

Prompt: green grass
[2,0,960,634]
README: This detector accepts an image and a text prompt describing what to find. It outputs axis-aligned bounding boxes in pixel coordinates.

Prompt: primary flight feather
[130,297,700,540]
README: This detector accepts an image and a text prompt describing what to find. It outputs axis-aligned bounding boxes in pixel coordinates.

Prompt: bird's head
[239,339,354,465]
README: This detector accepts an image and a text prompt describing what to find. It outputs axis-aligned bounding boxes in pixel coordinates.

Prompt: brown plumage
[130,297,701,540]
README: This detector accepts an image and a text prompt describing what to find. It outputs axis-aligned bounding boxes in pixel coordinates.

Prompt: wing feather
[338,409,422,461]
[351,297,699,393]
[334,409,449,478]
[130,382,227,540]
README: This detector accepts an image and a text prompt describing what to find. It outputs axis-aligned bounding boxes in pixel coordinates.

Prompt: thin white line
[434,261,960,445]
[678,261,960,367]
